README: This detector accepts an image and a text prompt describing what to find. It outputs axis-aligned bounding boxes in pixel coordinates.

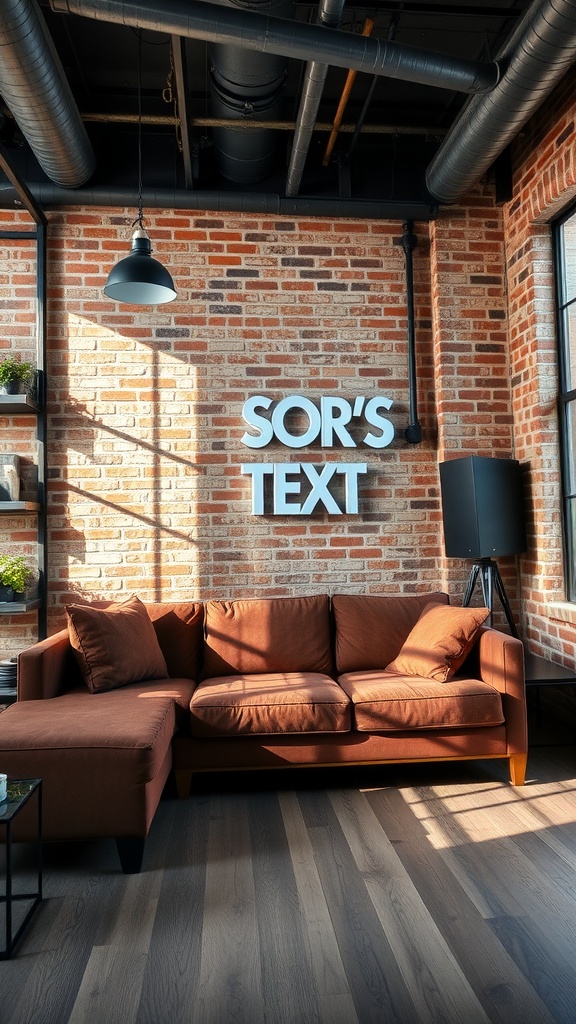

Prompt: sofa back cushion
[146,602,204,680]
[202,595,333,678]
[333,592,449,674]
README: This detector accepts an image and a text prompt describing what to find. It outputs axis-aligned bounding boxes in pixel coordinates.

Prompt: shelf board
[0,500,40,513]
[0,599,41,614]
[0,394,40,414]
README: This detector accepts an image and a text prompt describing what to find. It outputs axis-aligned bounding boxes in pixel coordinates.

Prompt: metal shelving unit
[0,194,47,641]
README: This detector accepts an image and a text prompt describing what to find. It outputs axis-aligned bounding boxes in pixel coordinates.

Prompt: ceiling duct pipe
[50,0,499,96]
[0,181,438,219]
[210,0,294,184]
[285,0,345,197]
[426,0,576,204]
[0,0,94,186]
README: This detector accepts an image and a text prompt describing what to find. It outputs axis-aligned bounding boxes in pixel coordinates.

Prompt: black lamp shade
[104,228,176,305]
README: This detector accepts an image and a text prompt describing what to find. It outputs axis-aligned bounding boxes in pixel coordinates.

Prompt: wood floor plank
[366,786,559,1024]
[489,914,576,1024]
[192,793,265,1024]
[297,789,419,1024]
[66,945,149,1024]
[279,791,359,1024]
[330,788,493,1024]
[135,795,210,1024]
[247,791,323,1023]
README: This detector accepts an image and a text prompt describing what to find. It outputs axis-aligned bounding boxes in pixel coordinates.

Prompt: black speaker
[439,456,526,559]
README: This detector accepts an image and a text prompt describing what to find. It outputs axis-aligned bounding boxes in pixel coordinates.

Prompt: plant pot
[0,382,19,395]
[0,584,14,602]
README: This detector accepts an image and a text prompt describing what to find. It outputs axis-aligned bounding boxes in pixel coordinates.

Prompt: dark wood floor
[1,730,576,1024]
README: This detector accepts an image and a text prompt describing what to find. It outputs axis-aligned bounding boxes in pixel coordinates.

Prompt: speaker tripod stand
[462,558,518,637]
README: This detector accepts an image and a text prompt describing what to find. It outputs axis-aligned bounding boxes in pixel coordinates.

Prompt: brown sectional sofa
[0,592,527,873]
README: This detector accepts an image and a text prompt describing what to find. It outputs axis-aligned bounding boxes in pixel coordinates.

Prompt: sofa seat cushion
[337,671,504,732]
[0,682,190,782]
[190,672,351,737]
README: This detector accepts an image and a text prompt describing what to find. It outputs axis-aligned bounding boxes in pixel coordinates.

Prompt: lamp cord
[136,31,144,230]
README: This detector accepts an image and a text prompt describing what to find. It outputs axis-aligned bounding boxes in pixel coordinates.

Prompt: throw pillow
[385,602,490,682]
[66,595,168,693]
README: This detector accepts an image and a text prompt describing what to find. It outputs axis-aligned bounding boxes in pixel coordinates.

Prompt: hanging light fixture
[104,34,176,305]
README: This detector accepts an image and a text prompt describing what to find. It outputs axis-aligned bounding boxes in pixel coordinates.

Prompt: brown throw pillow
[385,602,490,682]
[66,595,168,693]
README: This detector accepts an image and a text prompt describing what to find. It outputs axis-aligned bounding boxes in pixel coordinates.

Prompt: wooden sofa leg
[174,768,193,799]
[116,837,145,874]
[509,754,528,786]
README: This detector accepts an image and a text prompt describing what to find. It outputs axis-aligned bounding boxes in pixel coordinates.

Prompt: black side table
[0,778,43,959]
[524,651,576,688]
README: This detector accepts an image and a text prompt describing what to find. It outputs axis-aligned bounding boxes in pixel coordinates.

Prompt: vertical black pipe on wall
[400,220,422,444]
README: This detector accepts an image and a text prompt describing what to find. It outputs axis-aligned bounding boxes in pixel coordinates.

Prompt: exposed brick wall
[429,196,518,629]
[505,68,576,666]
[1,194,519,656]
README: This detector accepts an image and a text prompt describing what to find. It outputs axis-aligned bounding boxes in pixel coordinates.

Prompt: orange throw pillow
[385,602,490,682]
[67,595,168,693]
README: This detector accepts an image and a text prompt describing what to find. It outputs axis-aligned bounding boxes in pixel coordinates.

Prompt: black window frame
[554,204,576,603]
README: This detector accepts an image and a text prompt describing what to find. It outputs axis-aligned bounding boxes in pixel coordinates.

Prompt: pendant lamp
[104,35,176,306]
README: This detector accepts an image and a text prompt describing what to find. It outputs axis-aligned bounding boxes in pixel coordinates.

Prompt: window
[554,206,576,602]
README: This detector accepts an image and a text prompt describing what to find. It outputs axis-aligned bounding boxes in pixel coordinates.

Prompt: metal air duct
[210,0,294,184]
[0,0,94,186]
[0,181,438,219]
[285,0,345,197]
[426,0,576,204]
[50,0,499,96]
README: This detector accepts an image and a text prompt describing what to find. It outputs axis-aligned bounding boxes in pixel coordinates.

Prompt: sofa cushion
[147,601,204,680]
[333,592,449,674]
[190,672,350,736]
[66,595,168,693]
[202,595,333,679]
[337,670,504,732]
[385,602,489,682]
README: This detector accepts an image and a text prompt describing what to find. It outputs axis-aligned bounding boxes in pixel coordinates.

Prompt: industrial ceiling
[2,0,575,219]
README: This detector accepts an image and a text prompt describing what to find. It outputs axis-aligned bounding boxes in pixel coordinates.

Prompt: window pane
[568,498,576,603]
[565,401,576,494]
[560,218,576,302]
[564,303,576,391]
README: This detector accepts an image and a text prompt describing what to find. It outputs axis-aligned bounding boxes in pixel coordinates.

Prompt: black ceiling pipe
[400,220,421,445]
[50,0,499,94]
[0,182,439,219]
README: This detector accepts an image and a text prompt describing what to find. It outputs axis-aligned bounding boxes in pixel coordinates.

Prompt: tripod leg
[492,564,518,637]
[463,564,480,607]
[480,562,494,624]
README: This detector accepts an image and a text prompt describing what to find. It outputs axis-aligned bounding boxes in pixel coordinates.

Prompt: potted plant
[0,554,33,602]
[0,355,34,395]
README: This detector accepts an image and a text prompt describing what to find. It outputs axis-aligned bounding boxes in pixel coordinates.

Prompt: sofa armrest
[18,629,81,700]
[475,626,527,755]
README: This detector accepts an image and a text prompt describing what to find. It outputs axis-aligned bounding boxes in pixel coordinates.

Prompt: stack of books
[0,657,17,701]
